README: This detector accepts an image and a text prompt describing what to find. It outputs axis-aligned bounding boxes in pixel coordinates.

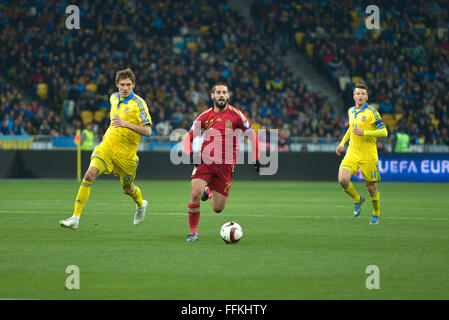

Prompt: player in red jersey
[182,82,260,241]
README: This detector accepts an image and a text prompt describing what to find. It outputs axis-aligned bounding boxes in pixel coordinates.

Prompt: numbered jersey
[345,103,385,163]
[102,91,152,158]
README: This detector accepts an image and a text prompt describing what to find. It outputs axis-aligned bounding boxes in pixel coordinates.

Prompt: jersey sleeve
[234,108,259,161]
[189,112,205,134]
[347,107,353,119]
[234,108,253,132]
[189,110,210,138]
[182,111,207,154]
[373,110,385,130]
[137,99,152,126]
[339,128,350,147]
[363,127,388,138]
[110,92,118,103]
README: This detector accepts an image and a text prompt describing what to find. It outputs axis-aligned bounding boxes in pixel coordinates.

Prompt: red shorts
[191,163,234,197]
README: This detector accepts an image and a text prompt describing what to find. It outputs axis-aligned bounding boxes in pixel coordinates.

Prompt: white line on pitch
[0,298,39,300]
[0,210,448,221]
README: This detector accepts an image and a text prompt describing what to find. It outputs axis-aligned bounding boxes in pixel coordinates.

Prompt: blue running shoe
[370,215,380,225]
[186,232,198,242]
[353,197,365,217]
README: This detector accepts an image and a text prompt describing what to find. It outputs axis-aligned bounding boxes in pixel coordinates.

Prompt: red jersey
[183,105,259,165]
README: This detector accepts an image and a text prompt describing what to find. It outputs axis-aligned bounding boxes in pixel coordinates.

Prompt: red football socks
[188,203,200,233]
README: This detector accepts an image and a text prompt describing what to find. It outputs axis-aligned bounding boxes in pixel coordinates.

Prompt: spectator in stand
[38,119,51,135]
[438,127,449,145]
[11,116,25,135]
[2,0,448,151]
[1,119,9,135]
[408,121,421,145]
[1,0,341,149]
[278,128,290,151]
[379,99,394,114]
[155,119,174,137]
[251,0,449,147]
[425,124,439,145]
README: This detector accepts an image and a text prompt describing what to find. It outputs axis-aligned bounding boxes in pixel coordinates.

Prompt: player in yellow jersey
[336,83,388,225]
[60,68,152,230]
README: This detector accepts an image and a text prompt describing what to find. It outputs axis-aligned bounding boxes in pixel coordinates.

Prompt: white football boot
[134,200,148,226]
[59,216,79,230]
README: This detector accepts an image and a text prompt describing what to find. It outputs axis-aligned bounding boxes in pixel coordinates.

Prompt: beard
[214,97,228,109]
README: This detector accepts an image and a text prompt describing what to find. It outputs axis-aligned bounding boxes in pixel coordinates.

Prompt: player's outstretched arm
[247,130,261,172]
[358,127,388,138]
[182,131,194,155]
[336,129,350,156]
[183,117,204,156]
[111,115,152,137]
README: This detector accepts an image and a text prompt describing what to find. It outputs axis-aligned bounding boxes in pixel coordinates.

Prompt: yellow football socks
[73,179,92,217]
[370,192,380,216]
[343,182,361,203]
[129,185,144,208]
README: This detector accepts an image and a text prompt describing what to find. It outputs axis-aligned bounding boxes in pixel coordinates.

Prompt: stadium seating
[1,0,448,148]
[36,83,48,100]
[94,110,107,124]
[295,32,305,46]
[251,0,449,145]
[81,111,94,127]
[306,43,314,59]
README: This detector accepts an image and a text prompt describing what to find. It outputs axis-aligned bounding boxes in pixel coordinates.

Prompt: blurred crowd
[1,0,449,149]
[250,0,449,146]
[0,0,340,146]
[0,81,63,136]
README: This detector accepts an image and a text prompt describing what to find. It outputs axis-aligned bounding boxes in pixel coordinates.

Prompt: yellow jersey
[102,91,152,157]
[344,103,386,163]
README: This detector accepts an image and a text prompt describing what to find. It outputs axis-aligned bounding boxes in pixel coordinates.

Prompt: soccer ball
[220,221,243,244]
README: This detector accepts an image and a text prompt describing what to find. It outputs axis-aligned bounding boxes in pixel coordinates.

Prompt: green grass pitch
[0,179,448,300]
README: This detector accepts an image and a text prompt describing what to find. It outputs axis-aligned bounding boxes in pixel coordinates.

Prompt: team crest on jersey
[124,106,130,114]
[361,116,367,122]
[225,120,233,129]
